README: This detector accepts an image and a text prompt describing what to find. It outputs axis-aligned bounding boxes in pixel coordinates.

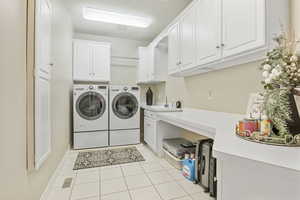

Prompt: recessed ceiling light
[83,7,152,28]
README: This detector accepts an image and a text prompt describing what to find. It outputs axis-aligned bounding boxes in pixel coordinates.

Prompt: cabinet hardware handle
[221,43,225,47]
[216,46,220,49]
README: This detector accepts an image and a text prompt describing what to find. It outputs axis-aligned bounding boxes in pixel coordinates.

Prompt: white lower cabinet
[144,114,157,152]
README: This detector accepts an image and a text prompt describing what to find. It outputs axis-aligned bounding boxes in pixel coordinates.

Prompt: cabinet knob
[216,46,220,49]
[221,43,225,47]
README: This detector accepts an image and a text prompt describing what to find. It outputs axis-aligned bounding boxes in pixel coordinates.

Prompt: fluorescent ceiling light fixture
[83,7,152,28]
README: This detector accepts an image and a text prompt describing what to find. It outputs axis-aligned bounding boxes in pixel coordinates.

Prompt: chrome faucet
[164,96,169,108]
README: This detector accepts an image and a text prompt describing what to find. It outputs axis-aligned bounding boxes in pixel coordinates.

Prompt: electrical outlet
[208,90,213,100]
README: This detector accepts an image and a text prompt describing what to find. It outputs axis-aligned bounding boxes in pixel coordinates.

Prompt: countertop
[155,108,300,172]
[141,104,183,112]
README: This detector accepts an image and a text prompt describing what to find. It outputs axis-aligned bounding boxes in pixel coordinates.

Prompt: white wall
[74,33,149,85]
[0,0,28,199]
[0,0,73,199]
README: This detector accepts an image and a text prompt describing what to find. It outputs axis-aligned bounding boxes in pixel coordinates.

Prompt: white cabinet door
[147,45,155,81]
[73,41,92,81]
[196,0,222,65]
[73,40,111,82]
[222,0,266,57]
[144,117,150,145]
[35,0,52,169]
[92,44,111,82]
[144,117,156,151]
[179,7,197,70]
[137,47,149,83]
[168,23,180,75]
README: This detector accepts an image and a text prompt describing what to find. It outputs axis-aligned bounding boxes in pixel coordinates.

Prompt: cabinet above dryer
[73,39,111,82]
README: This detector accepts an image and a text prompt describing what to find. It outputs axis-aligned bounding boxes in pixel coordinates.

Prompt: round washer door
[112,92,138,119]
[76,91,106,120]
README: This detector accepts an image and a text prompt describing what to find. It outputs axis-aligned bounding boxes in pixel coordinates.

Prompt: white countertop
[141,104,183,112]
[155,108,300,172]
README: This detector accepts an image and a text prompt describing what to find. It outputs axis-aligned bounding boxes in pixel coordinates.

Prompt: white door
[179,7,197,70]
[73,41,93,81]
[35,0,52,169]
[222,0,266,57]
[196,0,222,65]
[92,44,111,82]
[168,23,180,75]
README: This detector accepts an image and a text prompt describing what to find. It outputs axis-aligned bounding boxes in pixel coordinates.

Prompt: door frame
[26,0,36,172]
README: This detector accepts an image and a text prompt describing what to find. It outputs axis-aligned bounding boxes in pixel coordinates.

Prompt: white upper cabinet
[137,47,150,83]
[73,40,111,82]
[137,42,168,84]
[73,41,91,81]
[222,0,266,58]
[179,6,197,71]
[196,0,222,65]
[168,23,180,75]
[163,0,289,76]
[92,43,111,82]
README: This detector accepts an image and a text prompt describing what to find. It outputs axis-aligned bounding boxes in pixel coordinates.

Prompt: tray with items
[235,118,300,147]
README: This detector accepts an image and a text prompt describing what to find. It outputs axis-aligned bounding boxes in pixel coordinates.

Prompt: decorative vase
[146,87,153,106]
[286,90,300,136]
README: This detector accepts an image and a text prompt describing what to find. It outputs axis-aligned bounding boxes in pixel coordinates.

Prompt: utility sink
[141,105,183,112]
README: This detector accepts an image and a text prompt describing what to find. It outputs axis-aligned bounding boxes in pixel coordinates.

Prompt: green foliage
[260,31,300,135]
[263,88,292,135]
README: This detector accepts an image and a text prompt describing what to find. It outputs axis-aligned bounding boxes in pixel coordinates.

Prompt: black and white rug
[73,146,145,170]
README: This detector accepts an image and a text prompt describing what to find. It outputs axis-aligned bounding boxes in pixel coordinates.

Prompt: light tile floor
[44,144,214,200]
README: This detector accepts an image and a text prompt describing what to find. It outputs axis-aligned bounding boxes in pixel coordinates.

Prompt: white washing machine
[73,84,109,149]
[109,85,140,146]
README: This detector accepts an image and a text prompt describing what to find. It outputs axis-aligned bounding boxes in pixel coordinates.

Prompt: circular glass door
[112,92,138,119]
[76,92,106,120]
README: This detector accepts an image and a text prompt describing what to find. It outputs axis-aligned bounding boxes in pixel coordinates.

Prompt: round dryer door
[112,92,138,119]
[76,92,106,120]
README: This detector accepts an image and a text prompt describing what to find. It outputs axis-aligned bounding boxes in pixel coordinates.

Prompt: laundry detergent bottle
[182,159,196,182]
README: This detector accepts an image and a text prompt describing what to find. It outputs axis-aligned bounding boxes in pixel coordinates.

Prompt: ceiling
[63,0,192,42]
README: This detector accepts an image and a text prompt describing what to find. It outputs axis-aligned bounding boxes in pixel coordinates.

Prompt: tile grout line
[68,153,78,200]
[141,153,195,200]
[65,145,207,200]
[139,160,168,200]
[120,164,133,200]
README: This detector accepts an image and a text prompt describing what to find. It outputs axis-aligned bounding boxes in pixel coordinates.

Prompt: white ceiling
[63,0,192,42]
